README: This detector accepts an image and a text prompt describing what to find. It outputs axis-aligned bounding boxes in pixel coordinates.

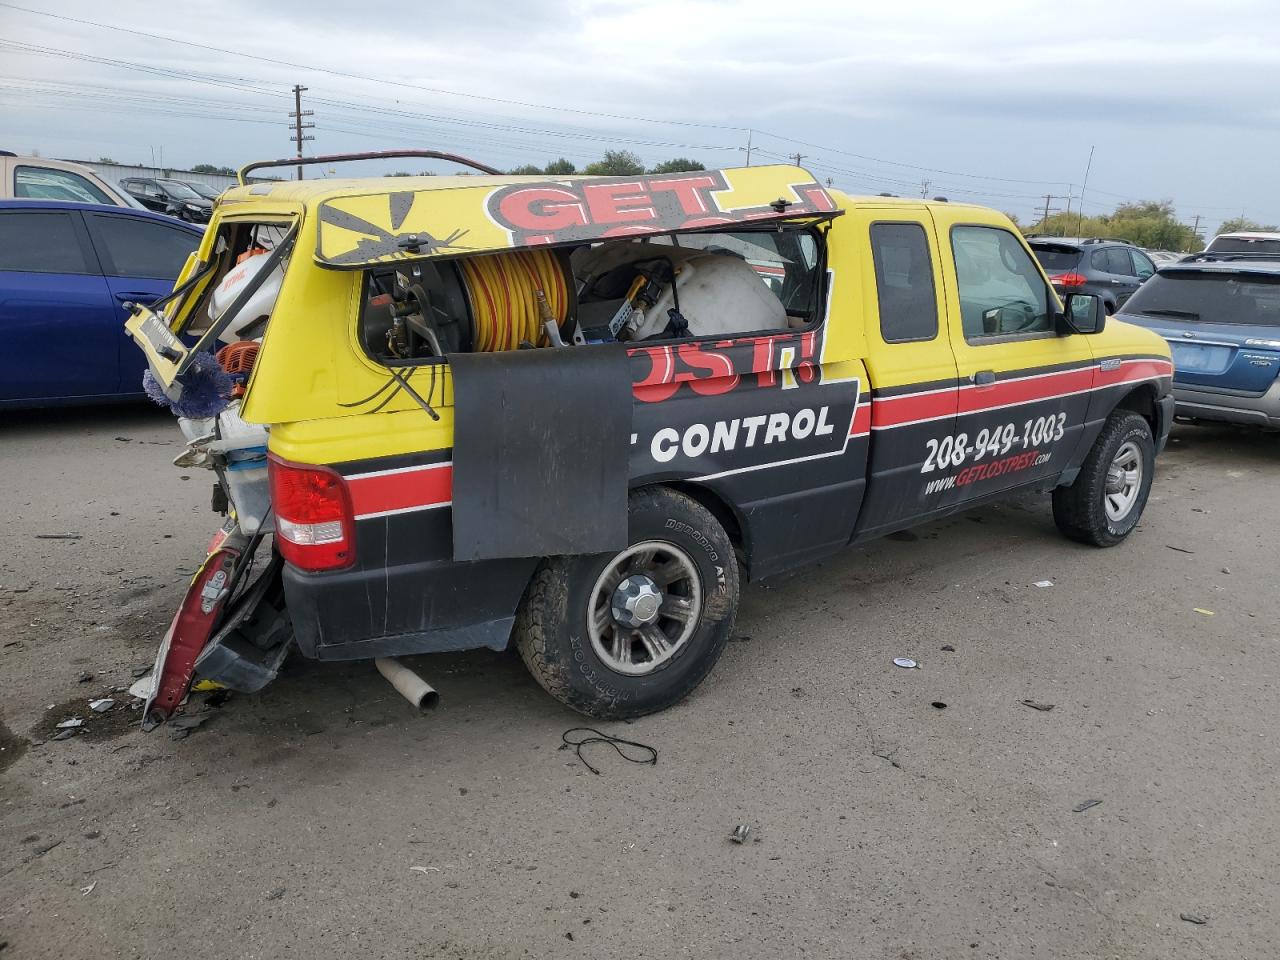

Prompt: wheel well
[1114,383,1158,433]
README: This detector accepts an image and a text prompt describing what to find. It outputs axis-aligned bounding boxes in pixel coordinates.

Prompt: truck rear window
[1030,245,1080,272]
[1125,271,1280,325]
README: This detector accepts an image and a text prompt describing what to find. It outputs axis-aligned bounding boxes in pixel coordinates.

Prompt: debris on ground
[1180,912,1208,925]
[410,865,440,875]
[931,701,947,710]
[893,658,919,669]
[56,717,84,729]
[730,634,753,642]
[872,748,903,770]
[80,881,96,896]
[168,713,215,740]
[31,838,63,857]
[51,729,77,741]
[130,665,151,679]
[940,644,956,652]
[1032,580,1054,588]
[265,886,286,900]
[729,824,751,844]
[560,727,657,776]
[1071,799,1102,813]
[1020,699,1056,712]
[1166,545,1195,554]
[35,533,83,540]
[89,698,115,713]
[1193,608,1215,616]
[77,672,95,684]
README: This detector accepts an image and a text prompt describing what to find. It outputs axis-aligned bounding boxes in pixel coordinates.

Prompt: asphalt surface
[1,404,1277,960]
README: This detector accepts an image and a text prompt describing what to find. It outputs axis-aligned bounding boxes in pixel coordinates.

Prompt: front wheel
[1052,410,1155,546]
[514,487,739,719]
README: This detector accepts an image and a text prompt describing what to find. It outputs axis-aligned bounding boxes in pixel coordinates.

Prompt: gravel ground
[1,404,1277,960]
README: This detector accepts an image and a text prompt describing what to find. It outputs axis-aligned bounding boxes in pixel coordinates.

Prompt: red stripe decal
[871,388,957,428]
[957,367,1095,414]
[871,360,1172,430]
[850,403,872,437]
[347,465,453,517]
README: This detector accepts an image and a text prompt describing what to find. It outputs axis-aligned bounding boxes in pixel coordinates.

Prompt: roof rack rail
[236,150,501,185]
[1079,237,1130,245]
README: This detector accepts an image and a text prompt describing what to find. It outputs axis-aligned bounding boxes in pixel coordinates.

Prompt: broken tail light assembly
[267,455,356,571]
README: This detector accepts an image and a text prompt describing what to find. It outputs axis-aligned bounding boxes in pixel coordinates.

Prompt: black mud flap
[449,344,631,561]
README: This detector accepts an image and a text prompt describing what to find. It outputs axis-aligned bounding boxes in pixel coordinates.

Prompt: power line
[0,3,1095,190]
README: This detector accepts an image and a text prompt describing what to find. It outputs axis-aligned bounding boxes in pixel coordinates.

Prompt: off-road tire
[514,487,739,719]
[1052,410,1155,546]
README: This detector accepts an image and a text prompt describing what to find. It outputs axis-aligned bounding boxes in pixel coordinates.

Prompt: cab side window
[870,222,937,343]
[951,226,1050,340]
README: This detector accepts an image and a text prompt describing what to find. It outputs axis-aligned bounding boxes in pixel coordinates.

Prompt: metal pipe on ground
[374,657,440,711]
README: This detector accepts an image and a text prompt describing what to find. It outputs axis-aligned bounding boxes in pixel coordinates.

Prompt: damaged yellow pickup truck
[126,150,1174,727]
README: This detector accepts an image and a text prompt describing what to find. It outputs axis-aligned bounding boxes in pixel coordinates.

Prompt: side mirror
[1060,292,1105,335]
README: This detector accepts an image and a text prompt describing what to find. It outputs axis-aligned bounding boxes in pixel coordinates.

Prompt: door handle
[1109,278,1125,285]
[970,370,996,386]
[114,291,155,302]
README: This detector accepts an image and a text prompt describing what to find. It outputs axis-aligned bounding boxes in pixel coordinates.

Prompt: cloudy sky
[2,0,1276,234]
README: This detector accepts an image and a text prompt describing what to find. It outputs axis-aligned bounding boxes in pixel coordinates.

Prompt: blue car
[1118,255,1280,429]
[0,199,203,408]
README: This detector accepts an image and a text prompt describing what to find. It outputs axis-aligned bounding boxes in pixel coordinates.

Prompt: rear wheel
[1052,410,1154,546]
[514,487,739,719]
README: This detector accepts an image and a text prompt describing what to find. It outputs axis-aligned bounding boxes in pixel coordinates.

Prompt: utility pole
[1077,145,1095,238]
[744,129,753,167]
[790,152,805,167]
[1038,194,1063,232]
[289,84,314,181]
[920,178,931,199]
[1191,214,1202,239]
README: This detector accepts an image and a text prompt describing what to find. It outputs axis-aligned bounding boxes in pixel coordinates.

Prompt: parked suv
[1028,237,1156,314]
[1121,254,1280,428]
[0,152,136,207]
[119,177,213,223]
[1204,232,1280,256]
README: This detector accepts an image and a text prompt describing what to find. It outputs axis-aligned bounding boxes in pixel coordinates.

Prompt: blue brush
[142,351,234,419]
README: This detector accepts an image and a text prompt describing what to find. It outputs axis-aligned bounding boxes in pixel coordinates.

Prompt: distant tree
[1217,216,1279,234]
[543,158,577,175]
[390,171,413,177]
[584,150,645,176]
[97,156,118,164]
[1004,212,1022,229]
[507,164,544,176]
[389,171,437,177]
[648,158,706,174]
[192,163,236,176]
[1028,199,1204,252]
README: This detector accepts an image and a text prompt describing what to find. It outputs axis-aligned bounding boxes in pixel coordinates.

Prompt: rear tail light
[267,454,355,571]
[1049,273,1087,287]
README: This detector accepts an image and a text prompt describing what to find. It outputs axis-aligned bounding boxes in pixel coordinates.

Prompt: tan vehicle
[0,152,135,207]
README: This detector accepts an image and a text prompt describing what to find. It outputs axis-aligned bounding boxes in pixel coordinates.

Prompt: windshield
[1030,245,1080,272]
[159,180,202,200]
[1206,237,1280,255]
[186,182,221,200]
[1125,271,1280,326]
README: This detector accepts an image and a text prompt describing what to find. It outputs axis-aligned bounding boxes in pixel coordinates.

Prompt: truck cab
[125,154,1174,725]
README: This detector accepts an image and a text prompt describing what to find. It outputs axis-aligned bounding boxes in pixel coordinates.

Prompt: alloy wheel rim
[1104,440,1143,522]
[586,540,702,677]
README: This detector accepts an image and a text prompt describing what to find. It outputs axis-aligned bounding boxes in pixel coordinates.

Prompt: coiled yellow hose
[459,249,568,352]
